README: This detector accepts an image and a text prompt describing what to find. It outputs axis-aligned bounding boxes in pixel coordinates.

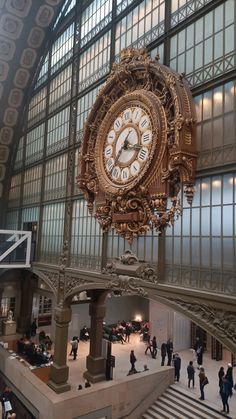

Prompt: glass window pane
[223,206,233,236]
[211,207,221,236]
[201,207,210,235]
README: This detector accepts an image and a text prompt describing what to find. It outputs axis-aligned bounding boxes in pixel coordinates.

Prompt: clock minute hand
[114,130,132,165]
[114,147,123,165]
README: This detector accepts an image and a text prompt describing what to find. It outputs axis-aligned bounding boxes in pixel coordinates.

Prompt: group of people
[111,321,133,344]
[218,363,234,414]
[144,337,174,366]
[0,386,16,419]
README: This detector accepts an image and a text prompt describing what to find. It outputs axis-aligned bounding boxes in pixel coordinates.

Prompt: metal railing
[0,230,32,268]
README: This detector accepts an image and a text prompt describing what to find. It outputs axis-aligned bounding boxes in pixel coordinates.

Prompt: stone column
[48,306,71,393]
[17,272,37,335]
[84,291,107,383]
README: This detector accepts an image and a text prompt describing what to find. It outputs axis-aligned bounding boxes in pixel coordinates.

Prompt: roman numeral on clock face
[106,158,114,172]
[121,168,129,181]
[105,145,113,157]
[112,166,120,179]
[142,130,152,145]
[130,160,140,176]
[139,115,150,132]
[138,148,148,161]
[114,117,123,131]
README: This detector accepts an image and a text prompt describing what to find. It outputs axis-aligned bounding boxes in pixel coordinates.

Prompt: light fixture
[134,314,142,322]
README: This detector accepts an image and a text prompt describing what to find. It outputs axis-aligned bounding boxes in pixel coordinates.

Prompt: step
[156,394,207,419]
[169,385,232,419]
[148,400,185,419]
[142,413,165,419]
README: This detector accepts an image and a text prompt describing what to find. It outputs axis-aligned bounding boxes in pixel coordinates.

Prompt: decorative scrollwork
[136,264,158,284]
[77,47,197,243]
[65,276,90,299]
[170,298,236,344]
[107,275,147,297]
[37,270,58,295]
[120,250,138,265]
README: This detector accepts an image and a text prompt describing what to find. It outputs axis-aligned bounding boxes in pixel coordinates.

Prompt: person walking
[152,336,157,359]
[145,334,152,356]
[166,338,173,366]
[187,360,195,388]
[173,353,181,382]
[225,363,234,397]
[70,336,79,360]
[161,342,167,366]
[220,375,231,414]
[130,350,137,372]
[198,366,208,400]
[218,366,224,391]
[196,345,203,368]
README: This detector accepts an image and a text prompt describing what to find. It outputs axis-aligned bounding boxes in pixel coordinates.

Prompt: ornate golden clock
[95,90,166,195]
[77,48,197,243]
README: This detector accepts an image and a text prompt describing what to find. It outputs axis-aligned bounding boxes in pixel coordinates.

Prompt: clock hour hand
[114,130,132,164]
[127,143,141,150]
[123,129,132,149]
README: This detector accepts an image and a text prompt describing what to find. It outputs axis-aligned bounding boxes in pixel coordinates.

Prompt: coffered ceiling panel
[0,0,65,211]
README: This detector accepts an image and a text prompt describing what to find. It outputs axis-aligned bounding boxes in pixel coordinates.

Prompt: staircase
[142,385,232,419]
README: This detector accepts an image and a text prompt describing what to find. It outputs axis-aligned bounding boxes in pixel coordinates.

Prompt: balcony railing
[0,230,32,268]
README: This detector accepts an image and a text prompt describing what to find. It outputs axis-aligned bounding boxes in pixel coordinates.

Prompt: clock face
[95,90,163,195]
[103,106,153,185]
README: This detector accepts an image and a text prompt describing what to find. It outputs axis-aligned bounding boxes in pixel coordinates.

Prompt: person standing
[196,345,203,368]
[198,366,207,400]
[218,366,224,391]
[30,319,37,338]
[152,336,157,359]
[220,375,231,414]
[124,323,131,343]
[173,353,181,382]
[161,342,167,366]
[145,334,152,356]
[70,336,79,360]
[225,363,234,397]
[166,338,173,366]
[187,360,195,388]
[130,350,137,372]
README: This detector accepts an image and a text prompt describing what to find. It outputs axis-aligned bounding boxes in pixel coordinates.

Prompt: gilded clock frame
[77,48,197,243]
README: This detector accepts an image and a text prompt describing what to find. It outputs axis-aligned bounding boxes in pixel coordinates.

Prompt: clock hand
[127,143,141,150]
[123,129,132,149]
[114,129,132,165]
[114,147,123,165]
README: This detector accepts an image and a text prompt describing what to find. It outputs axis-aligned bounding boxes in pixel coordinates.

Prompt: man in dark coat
[173,353,181,382]
[161,342,167,366]
[220,375,231,414]
[166,338,173,366]
[130,350,137,372]
[187,360,195,388]
[151,336,157,359]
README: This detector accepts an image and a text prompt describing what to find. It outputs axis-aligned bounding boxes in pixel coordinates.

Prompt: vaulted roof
[0,0,65,215]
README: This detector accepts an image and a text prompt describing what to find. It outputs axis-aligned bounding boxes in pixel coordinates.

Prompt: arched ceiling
[0,0,65,215]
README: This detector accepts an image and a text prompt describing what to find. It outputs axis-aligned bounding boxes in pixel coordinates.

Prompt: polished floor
[67,333,236,418]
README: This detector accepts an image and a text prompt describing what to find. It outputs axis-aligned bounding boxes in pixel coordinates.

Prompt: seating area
[17,337,53,366]
[103,320,150,343]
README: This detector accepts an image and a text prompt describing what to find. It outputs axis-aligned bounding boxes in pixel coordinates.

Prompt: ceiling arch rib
[0,0,66,214]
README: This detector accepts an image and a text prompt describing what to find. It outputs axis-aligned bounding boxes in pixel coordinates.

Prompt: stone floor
[67,333,236,418]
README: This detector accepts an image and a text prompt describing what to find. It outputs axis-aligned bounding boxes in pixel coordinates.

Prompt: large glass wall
[5,0,236,290]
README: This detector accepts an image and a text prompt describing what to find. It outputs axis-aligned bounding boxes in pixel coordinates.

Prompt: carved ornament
[107,275,147,297]
[171,298,236,344]
[78,48,197,243]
